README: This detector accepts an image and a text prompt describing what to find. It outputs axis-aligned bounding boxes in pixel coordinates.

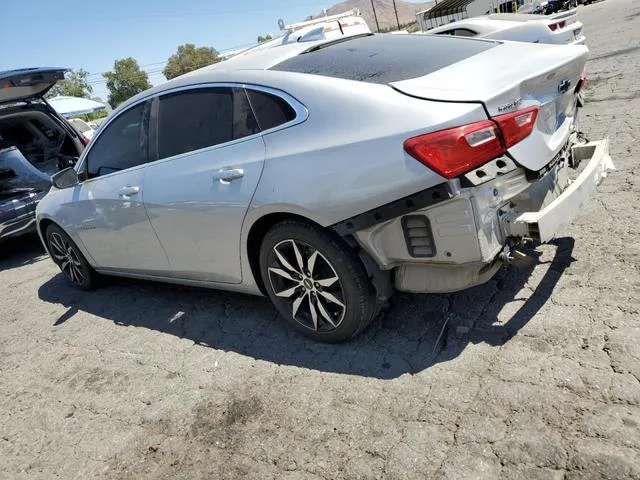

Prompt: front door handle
[213,168,244,184]
[119,185,140,197]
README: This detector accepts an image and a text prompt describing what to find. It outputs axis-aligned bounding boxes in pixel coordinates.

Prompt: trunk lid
[0,68,68,105]
[391,40,588,171]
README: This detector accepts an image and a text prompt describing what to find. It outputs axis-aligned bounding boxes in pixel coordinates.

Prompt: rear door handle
[213,168,244,184]
[119,185,140,197]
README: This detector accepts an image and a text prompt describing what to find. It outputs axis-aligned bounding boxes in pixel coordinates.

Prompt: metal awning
[47,96,106,118]
[423,0,476,19]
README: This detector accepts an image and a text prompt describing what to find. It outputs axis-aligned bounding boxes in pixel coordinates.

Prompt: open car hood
[0,68,68,105]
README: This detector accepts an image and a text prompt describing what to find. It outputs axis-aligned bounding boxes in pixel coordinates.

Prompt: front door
[67,100,169,272]
[142,86,265,283]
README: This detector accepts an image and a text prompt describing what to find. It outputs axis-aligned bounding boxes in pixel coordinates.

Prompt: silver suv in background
[0,68,86,243]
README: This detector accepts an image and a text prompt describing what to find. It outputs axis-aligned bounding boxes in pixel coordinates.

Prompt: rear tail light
[80,134,90,146]
[548,20,566,31]
[492,107,539,148]
[404,106,539,179]
[403,120,503,179]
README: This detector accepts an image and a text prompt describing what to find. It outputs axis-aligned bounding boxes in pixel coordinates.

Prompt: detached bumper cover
[504,138,614,242]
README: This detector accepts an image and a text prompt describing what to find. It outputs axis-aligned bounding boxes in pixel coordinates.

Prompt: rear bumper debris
[503,138,614,242]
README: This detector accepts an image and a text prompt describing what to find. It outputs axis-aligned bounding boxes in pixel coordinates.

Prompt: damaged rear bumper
[503,139,614,242]
[348,138,614,294]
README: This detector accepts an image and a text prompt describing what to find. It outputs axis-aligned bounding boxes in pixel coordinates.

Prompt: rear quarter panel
[244,71,489,227]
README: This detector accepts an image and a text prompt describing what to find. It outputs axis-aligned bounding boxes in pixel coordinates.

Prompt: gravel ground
[1,1,639,478]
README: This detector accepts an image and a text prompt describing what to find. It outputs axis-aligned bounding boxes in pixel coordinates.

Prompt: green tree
[257,34,273,43]
[162,44,219,80]
[103,58,152,108]
[46,69,92,99]
[77,109,108,122]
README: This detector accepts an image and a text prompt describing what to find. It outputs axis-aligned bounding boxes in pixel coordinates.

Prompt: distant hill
[311,0,434,31]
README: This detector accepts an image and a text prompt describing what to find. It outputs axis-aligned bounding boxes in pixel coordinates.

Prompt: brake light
[548,20,566,31]
[403,120,503,179]
[404,106,539,179]
[492,107,539,148]
[80,134,90,146]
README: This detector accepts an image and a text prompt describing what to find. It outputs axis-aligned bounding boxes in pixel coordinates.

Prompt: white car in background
[280,10,370,43]
[67,118,97,141]
[427,11,585,45]
[225,9,371,60]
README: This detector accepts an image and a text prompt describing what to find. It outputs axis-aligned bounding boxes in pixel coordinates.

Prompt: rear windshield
[269,34,497,84]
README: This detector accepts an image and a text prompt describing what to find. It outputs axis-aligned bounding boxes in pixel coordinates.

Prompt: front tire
[259,220,378,342]
[46,224,97,290]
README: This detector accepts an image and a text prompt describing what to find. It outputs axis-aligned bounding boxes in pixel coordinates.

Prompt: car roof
[114,33,495,114]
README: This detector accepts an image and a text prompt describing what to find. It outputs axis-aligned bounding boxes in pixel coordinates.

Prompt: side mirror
[52,167,79,189]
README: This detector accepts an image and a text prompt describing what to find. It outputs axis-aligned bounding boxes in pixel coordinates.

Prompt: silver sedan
[36,33,613,342]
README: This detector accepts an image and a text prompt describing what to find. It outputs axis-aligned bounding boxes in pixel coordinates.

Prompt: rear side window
[156,87,260,161]
[246,89,296,131]
[270,34,497,84]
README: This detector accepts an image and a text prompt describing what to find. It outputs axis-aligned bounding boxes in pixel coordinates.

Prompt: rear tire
[46,224,97,290]
[259,220,378,343]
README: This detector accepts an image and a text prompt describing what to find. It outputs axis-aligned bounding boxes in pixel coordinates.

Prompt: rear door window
[155,87,260,161]
[246,89,296,131]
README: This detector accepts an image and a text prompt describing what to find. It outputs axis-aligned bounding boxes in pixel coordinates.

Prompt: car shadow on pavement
[37,237,575,379]
[0,234,47,271]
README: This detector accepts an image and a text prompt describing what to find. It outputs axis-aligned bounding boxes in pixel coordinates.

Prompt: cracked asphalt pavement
[1,0,639,477]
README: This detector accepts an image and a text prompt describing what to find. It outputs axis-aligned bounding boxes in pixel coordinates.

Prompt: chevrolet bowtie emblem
[558,79,572,94]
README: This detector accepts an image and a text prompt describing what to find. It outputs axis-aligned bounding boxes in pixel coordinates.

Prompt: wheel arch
[245,211,393,301]
[37,216,97,267]
[246,212,320,295]
[37,217,57,256]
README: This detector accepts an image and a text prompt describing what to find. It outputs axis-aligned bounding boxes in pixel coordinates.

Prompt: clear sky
[1,0,421,101]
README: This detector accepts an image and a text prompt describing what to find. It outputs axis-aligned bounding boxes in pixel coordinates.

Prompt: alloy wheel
[49,232,86,285]
[267,239,346,332]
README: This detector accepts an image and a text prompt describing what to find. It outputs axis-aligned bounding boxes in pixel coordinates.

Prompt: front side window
[86,102,148,178]
[155,87,260,161]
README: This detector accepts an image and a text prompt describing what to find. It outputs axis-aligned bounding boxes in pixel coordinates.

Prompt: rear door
[142,86,266,284]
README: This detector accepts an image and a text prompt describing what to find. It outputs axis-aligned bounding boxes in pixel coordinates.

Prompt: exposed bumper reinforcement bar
[504,138,615,242]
